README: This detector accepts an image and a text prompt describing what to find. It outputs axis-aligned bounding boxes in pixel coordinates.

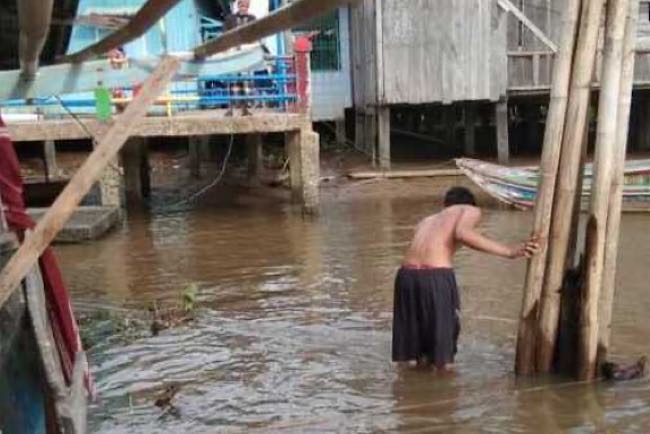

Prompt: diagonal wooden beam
[0,56,180,310]
[194,0,359,59]
[497,0,558,53]
[60,0,182,64]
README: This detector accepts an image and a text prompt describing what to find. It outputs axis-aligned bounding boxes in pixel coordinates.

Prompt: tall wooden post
[579,0,630,381]
[598,0,639,367]
[515,0,583,376]
[496,99,509,164]
[536,0,605,373]
[377,106,391,170]
[464,103,477,157]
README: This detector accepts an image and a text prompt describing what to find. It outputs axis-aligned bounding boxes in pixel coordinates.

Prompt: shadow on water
[53,182,650,433]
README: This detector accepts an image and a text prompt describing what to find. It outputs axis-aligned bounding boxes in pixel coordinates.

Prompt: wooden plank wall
[508,1,650,91]
[350,0,377,110]
[377,0,507,105]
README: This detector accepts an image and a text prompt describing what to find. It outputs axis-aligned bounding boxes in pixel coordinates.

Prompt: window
[294,10,341,71]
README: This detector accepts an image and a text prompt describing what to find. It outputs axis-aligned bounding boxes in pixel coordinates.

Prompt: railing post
[294,36,313,116]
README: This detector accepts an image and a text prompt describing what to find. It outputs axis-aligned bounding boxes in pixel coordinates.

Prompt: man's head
[444,186,477,207]
[237,0,250,14]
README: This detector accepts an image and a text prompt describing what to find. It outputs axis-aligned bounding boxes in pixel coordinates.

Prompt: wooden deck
[6,111,309,142]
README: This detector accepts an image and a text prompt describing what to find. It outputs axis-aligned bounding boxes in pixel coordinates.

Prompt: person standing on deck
[392,187,539,371]
[224,0,257,116]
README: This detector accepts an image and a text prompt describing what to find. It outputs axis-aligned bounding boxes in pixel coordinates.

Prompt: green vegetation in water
[78,283,201,348]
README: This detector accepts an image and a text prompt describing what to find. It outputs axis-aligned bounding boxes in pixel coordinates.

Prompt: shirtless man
[392,186,539,370]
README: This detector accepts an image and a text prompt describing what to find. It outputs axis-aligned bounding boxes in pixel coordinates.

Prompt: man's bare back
[404,205,538,269]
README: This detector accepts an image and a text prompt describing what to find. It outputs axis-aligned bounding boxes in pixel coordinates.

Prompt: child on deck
[392,187,539,370]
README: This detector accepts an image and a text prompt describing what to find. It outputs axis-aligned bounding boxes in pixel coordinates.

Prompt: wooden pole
[515,0,582,376]
[579,0,630,381]
[0,57,180,310]
[598,0,639,365]
[536,0,606,373]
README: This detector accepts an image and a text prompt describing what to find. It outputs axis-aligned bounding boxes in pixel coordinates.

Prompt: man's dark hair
[444,186,477,207]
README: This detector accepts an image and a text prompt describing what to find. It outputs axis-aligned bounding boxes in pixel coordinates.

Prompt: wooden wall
[372,0,508,105]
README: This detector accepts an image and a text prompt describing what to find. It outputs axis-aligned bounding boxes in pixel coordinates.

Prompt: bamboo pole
[0,57,180,310]
[598,0,639,365]
[579,0,630,381]
[536,0,606,373]
[515,0,583,376]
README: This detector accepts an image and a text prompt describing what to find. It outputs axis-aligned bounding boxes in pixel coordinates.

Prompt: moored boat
[456,158,650,210]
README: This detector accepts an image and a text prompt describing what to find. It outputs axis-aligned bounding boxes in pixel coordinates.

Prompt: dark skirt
[392,267,460,365]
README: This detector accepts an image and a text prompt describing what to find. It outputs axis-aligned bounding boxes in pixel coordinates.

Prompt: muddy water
[54,182,650,433]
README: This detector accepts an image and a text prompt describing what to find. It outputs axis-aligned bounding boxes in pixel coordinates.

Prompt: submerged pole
[598,0,639,366]
[536,0,606,374]
[515,0,583,376]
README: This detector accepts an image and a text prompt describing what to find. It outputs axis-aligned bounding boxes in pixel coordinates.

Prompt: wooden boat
[455,158,650,210]
[0,229,87,433]
[0,43,266,102]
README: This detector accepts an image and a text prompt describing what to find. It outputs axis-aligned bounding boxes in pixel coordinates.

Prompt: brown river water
[52,177,650,433]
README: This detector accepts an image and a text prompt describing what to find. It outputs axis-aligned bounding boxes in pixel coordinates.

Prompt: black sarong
[392,267,460,365]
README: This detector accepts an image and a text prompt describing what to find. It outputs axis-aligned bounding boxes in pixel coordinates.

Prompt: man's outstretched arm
[454,207,538,259]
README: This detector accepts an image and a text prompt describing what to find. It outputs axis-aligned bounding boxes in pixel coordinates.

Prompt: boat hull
[456,158,650,210]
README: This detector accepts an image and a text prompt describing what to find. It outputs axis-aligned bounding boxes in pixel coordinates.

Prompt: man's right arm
[454,207,523,259]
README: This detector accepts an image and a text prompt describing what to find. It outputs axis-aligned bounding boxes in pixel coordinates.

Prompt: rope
[155,133,235,213]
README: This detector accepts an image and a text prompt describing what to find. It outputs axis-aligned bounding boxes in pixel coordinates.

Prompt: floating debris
[602,356,647,381]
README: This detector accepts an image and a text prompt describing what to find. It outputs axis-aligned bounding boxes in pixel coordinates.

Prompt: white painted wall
[311,7,353,121]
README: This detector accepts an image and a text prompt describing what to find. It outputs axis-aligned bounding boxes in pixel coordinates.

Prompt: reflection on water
[54,187,650,433]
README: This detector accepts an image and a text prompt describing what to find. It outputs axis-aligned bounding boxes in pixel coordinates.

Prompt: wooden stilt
[496,99,509,164]
[599,0,639,367]
[464,103,477,157]
[536,0,605,374]
[377,106,391,170]
[0,57,180,309]
[515,0,582,376]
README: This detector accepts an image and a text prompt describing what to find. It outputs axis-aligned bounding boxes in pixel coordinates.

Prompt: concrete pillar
[464,103,477,156]
[496,99,510,164]
[377,106,391,169]
[286,128,320,213]
[43,140,58,181]
[120,138,150,206]
[97,156,123,208]
[246,133,263,183]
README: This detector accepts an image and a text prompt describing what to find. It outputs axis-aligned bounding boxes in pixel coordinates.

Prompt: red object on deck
[0,115,92,394]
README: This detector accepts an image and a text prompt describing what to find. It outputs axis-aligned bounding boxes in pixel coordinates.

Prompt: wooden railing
[508,47,650,94]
